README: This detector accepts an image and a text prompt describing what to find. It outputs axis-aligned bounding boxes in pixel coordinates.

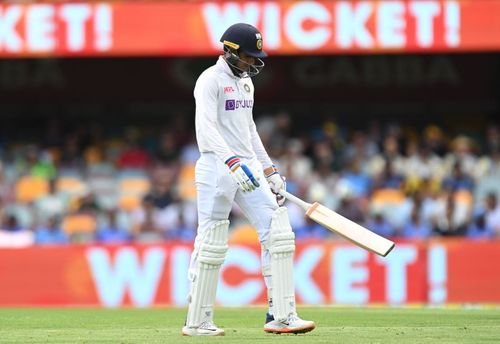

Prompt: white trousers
[189,152,278,288]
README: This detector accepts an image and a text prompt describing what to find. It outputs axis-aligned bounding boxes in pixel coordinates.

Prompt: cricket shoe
[264,313,315,334]
[182,321,225,336]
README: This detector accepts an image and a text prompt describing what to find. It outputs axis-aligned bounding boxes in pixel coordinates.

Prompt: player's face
[237,52,256,71]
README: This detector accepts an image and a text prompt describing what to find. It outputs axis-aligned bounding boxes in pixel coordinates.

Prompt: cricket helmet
[220,23,267,77]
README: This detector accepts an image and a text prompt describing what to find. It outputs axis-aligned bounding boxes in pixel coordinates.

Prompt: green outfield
[0,307,499,343]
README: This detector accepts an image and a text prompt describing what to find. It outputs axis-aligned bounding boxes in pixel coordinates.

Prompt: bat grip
[278,190,312,212]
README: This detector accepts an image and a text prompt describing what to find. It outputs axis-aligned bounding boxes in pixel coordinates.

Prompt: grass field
[1,307,500,343]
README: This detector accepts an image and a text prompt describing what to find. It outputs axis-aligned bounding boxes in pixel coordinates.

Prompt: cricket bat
[280,191,395,257]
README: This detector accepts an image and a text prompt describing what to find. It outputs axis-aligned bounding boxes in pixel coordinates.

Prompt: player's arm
[249,120,285,197]
[196,79,259,192]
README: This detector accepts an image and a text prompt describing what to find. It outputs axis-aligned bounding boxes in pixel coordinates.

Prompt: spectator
[307,161,338,210]
[25,145,56,180]
[365,136,404,178]
[34,179,67,225]
[336,193,366,225]
[480,148,500,176]
[0,115,499,244]
[402,208,432,239]
[34,216,68,245]
[60,135,84,169]
[163,205,196,241]
[366,213,395,238]
[344,130,378,163]
[295,217,331,240]
[145,167,175,209]
[277,139,313,182]
[373,159,405,190]
[338,158,372,199]
[131,196,164,242]
[441,162,474,192]
[77,192,100,213]
[466,214,494,239]
[422,125,447,157]
[404,143,443,181]
[312,140,336,172]
[484,125,500,155]
[445,136,477,177]
[117,127,150,169]
[154,131,179,165]
[431,192,467,236]
[96,209,131,243]
[0,166,14,202]
[484,193,500,236]
[0,215,34,248]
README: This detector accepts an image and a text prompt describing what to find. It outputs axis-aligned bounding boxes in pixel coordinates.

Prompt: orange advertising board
[0,240,500,307]
[0,1,500,57]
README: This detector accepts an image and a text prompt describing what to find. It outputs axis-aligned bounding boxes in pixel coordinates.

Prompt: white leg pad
[268,207,296,321]
[186,220,229,328]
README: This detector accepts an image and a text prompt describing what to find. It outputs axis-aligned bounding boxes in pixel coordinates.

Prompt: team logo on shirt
[244,84,251,93]
[225,99,253,110]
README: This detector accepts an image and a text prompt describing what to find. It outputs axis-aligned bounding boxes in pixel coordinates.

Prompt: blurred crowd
[0,114,499,247]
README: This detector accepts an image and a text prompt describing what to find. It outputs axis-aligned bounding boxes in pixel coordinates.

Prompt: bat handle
[278,190,312,212]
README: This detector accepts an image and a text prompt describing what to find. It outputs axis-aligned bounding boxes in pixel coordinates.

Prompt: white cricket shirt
[194,56,273,168]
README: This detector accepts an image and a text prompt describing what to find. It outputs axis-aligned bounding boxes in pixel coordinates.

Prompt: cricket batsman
[182,23,316,336]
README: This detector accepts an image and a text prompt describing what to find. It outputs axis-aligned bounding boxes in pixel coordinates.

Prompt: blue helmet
[220,23,266,77]
[220,23,267,58]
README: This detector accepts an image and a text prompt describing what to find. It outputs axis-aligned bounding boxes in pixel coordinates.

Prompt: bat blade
[306,202,395,257]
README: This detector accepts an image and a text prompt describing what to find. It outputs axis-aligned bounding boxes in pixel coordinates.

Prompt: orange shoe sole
[264,324,316,334]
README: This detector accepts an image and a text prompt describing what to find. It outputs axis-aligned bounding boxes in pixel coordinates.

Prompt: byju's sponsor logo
[225,99,235,110]
[225,99,253,111]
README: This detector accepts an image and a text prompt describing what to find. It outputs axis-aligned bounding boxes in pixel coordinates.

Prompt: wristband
[225,156,241,171]
[265,164,279,178]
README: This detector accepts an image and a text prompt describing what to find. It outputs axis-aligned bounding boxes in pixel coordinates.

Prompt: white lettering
[294,246,325,304]
[0,6,22,52]
[202,3,260,49]
[410,2,440,47]
[336,1,374,48]
[428,245,447,303]
[26,5,55,52]
[284,2,331,50]
[377,1,406,48]
[333,247,369,304]
[86,247,166,307]
[59,4,91,52]
[171,247,191,306]
[218,246,263,305]
[445,1,460,47]
[262,2,280,49]
[376,246,417,304]
[94,4,112,51]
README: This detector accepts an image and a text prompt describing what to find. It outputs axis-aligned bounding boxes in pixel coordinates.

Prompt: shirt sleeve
[195,75,235,163]
[249,119,273,169]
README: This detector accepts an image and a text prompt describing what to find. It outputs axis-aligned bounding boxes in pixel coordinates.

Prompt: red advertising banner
[0,1,500,57]
[0,240,499,307]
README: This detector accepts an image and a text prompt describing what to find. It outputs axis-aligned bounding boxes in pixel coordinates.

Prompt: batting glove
[265,165,286,205]
[225,156,260,192]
